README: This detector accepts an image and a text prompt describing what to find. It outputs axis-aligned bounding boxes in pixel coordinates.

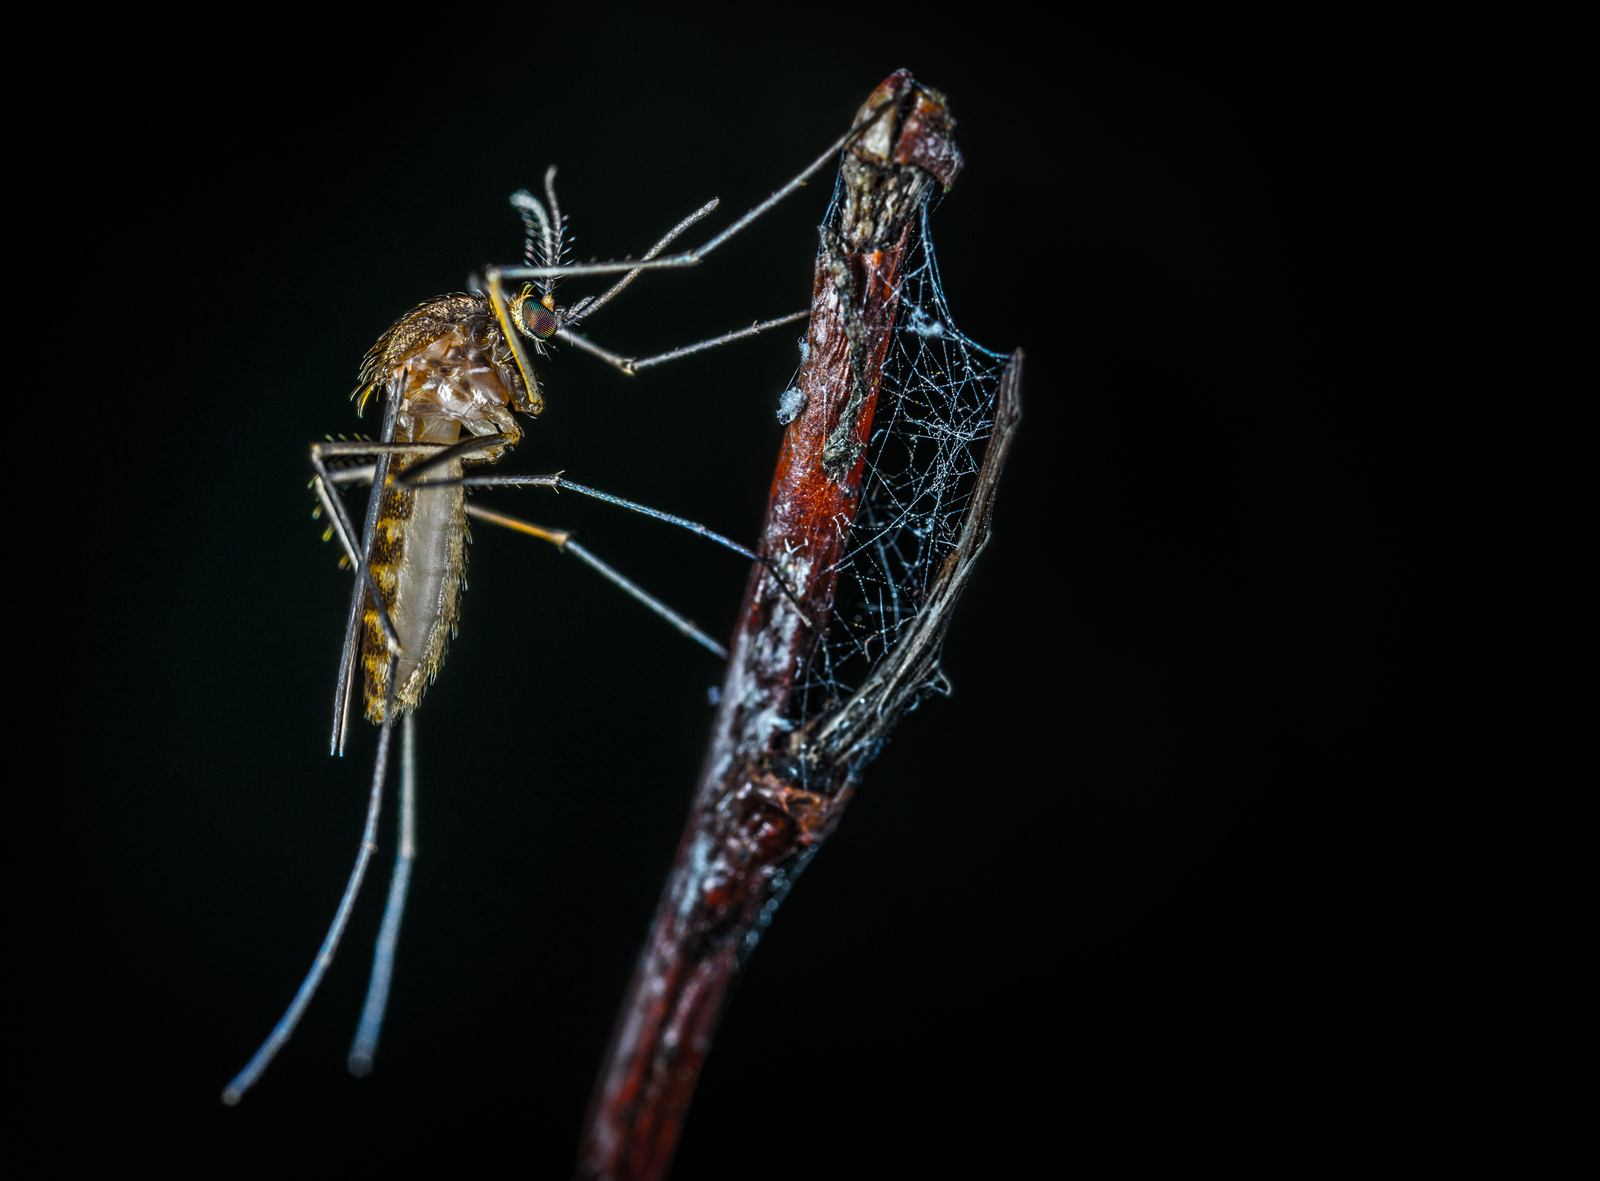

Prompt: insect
[221,103,896,1105]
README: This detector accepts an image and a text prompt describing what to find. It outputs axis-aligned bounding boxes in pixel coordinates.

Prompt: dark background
[36,17,1374,1174]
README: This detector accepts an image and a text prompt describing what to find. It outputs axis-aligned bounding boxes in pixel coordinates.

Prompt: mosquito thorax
[510,286,559,340]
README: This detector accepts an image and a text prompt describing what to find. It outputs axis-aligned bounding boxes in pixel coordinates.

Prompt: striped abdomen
[360,302,525,722]
[362,416,467,722]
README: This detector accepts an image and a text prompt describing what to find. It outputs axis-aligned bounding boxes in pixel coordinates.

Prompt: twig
[574,70,1013,1181]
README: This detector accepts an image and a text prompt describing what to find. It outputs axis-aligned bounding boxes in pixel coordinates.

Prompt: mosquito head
[509,284,559,341]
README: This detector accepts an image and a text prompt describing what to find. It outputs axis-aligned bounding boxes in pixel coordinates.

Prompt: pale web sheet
[788,194,1010,733]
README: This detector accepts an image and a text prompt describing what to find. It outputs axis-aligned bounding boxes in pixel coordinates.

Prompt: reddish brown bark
[574,72,980,1181]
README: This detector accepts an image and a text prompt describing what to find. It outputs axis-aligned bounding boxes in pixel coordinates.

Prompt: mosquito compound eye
[520,301,558,339]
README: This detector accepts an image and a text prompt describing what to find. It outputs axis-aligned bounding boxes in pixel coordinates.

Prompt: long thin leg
[348,711,416,1076]
[333,385,402,755]
[326,439,814,629]
[309,461,404,658]
[222,655,401,1105]
[320,439,747,563]
[383,433,560,489]
[327,463,377,488]
[557,309,809,377]
[325,466,729,657]
[466,505,728,660]
[558,199,720,331]
[554,482,763,561]
[383,447,753,562]
[548,483,819,631]
[488,92,901,285]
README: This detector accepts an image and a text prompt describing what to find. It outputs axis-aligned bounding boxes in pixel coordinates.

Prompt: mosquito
[221,98,898,1105]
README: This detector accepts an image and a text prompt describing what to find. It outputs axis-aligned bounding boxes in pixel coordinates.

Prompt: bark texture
[574,70,1018,1181]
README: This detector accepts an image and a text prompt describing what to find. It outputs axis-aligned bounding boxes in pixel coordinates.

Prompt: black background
[36,16,1374,1175]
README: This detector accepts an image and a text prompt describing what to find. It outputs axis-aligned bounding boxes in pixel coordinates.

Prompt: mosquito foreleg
[556,309,809,377]
[465,504,728,660]
[557,198,720,331]
[348,710,416,1076]
[553,329,634,373]
[490,90,904,285]
[222,654,401,1105]
[335,385,402,755]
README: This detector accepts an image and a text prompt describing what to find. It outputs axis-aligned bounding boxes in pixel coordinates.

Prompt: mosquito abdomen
[362,413,467,722]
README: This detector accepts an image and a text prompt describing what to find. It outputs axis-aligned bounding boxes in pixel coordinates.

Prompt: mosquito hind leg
[318,379,403,755]
[222,654,402,1105]
[504,178,807,376]
[465,504,728,660]
[348,710,416,1076]
[408,463,817,632]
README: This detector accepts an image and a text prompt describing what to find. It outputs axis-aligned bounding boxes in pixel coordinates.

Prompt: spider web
[790,196,1011,725]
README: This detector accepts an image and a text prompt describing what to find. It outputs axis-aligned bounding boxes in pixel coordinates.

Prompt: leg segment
[325,433,814,631]
[558,198,721,330]
[222,654,401,1105]
[466,504,728,660]
[557,309,808,377]
[330,383,401,755]
[490,91,902,286]
[348,710,417,1076]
